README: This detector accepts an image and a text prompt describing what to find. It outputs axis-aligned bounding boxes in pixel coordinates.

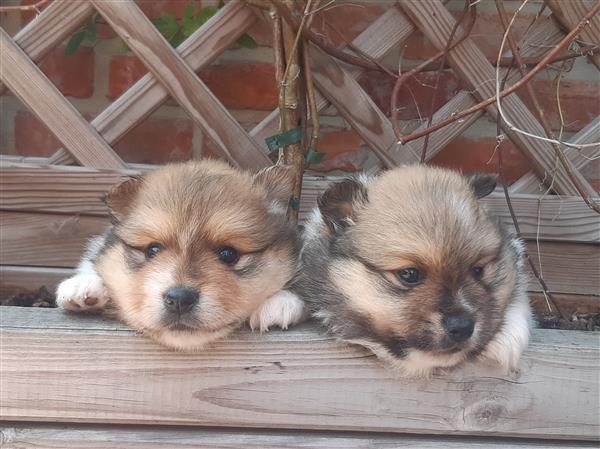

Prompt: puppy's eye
[217,246,240,265]
[145,243,162,259]
[472,266,484,280]
[396,267,424,286]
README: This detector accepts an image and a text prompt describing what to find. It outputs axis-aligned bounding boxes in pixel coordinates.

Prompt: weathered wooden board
[511,117,600,194]
[0,29,126,170]
[0,424,594,449]
[1,308,598,440]
[0,266,73,299]
[49,1,258,166]
[90,0,270,170]
[0,211,110,268]
[0,0,94,94]
[397,1,596,197]
[2,164,598,243]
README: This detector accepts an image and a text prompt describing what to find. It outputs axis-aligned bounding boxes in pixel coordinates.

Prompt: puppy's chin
[148,324,238,352]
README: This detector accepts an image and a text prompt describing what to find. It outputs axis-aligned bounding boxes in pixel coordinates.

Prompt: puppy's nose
[163,286,199,315]
[444,315,475,343]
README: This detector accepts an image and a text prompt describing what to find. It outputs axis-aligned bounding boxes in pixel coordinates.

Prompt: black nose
[163,286,199,315]
[444,315,475,343]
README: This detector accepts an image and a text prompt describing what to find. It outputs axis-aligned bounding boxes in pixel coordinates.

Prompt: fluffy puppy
[293,166,532,377]
[56,160,305,350]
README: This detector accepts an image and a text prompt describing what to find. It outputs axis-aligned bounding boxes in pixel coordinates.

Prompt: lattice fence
[1,0,599,313]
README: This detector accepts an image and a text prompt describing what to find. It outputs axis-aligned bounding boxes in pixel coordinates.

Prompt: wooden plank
[0,29,126,170]
[546,0,600,70]
[0,424,593,449]
[525,241,599,296]
[90,0,270,170]
[0,211,110,268]
[396,1,596,197]
[2,165,598,243]
[0,266,73,299]
[48,2,258,166]
[1,308,598,440]
[0,0,93,94]
[511,117,600,194]
[309,44,417,167]
[530,292,599,317]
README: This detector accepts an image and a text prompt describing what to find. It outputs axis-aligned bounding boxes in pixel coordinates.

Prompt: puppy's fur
[292,166,532,377]
[56,160,305,350]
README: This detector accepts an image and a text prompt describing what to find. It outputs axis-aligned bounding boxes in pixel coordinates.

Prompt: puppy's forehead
[121,162,276,248]
[354,167,500,265]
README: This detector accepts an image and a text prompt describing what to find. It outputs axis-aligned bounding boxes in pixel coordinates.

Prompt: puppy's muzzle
[443,315,475,343]
[163,286,199,315]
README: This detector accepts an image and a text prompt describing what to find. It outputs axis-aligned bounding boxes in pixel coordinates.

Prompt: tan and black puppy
[293,166,532,377]
[56,160,305,350]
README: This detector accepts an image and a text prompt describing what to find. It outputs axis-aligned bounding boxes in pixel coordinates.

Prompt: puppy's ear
[467,173,497,199]
[104,176,143,222]
[253,165,294,205]
[318,178,368,232]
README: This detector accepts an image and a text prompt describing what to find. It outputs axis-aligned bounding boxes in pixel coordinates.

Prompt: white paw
[249,290,305,332]
[56,274,110,312]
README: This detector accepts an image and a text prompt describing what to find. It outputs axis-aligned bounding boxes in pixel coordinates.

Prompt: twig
[0,0,49,13]
[493,42,565,319]
[390,2,476,152]
[398,1,600,147]
[495,0,600,214]
[303,44,320,152]
[421,0,476,163]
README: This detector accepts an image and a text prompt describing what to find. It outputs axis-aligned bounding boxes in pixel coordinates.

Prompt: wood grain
[0,266,73,299]
[546,0,600,70]
[0,211,110,267]
[397,1,596,197]
[511,117,600,194]
[48,2,258,166]
[0,29,126,170]
[0,307,598,440]
[530,292,599,317]
[90,0,270,170]
[1,424,594,449]
[0,0,93,94]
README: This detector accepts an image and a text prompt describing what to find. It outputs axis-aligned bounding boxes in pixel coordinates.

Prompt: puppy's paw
[56,274,110,312]
[249,290,306,332]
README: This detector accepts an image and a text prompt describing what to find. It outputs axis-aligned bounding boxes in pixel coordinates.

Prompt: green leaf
[83,17,97,42]
[182,5,218,37]
[182,1,195,26]
[65,30,86,56]
[236,33,258,49]
[171,29,186,48]
[152,13,179,43]
[218,0,225,8]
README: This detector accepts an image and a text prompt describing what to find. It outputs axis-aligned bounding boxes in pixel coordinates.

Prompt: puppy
[293,166,532,377]
[56,160,305,350]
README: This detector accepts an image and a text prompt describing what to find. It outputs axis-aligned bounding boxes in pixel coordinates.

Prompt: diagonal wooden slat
[0,0,94,94]
[0,29,126,170]
[546,0,600,70]
[397,0,596,197]
[511,117,600,193]
[250,7,419,156]
[48,2,258,166]
[90,0,270,170]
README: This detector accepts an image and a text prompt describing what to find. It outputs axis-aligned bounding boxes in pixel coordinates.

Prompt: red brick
[15,110,61,156]
[309,4,385,47]
[38,46,95,98]
[135,0,202,20]
[360,70,460,119]
[199,63,277,110]
[430,136,533,185]
[107,55,148,100]
[311,129,368,172]
[114,117,194,164]
[521,80,600,133]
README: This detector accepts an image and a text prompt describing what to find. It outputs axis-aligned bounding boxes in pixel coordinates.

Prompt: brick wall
[1,0,598,188]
